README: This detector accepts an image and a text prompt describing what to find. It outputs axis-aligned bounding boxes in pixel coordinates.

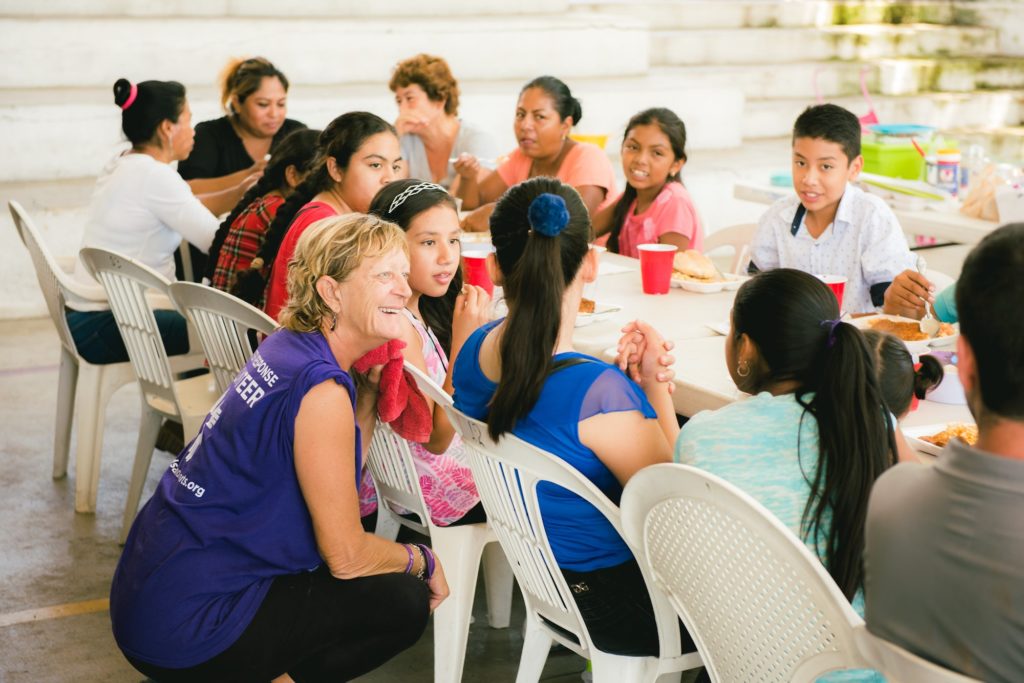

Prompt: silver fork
[916,255,940,338]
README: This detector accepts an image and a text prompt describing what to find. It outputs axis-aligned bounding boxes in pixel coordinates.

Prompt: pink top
[497,142,617,212]
[615,182,704,258]
[359,310,480,526]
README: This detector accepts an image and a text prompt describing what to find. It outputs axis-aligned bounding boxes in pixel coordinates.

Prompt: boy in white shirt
[750,104,915,313]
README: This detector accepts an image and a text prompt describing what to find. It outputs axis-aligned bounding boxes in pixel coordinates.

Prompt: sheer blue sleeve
[578,367,656,423]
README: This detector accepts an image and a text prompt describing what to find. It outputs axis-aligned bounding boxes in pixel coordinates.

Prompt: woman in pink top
[359,179,492,527]
[593,108,703,258]
[454,76,616,232]
[231,112,403,319]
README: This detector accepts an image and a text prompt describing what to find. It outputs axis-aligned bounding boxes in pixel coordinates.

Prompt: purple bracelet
[402,544,415,575]
[414,543,436,580]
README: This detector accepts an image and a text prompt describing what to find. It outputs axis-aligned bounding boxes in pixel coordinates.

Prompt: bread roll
[672,249,717,281]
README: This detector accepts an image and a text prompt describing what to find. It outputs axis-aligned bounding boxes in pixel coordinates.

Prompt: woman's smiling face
[334,246,412,344]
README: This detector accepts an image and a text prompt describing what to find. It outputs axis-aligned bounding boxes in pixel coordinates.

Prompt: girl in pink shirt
[454,76,616,231]
[594,108,704,258]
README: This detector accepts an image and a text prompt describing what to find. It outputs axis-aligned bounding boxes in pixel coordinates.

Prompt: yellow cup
[569,133,608,150]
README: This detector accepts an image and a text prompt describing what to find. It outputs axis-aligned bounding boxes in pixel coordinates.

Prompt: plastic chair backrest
[854,629,981,683]
[621,464,866,683]
[168,282,277,394]
[702,222,757,274]
[447,407,682,660]
[10,200,80,356]
[78,247,180,417]
[403,360,453,408]
[364,419,432,534]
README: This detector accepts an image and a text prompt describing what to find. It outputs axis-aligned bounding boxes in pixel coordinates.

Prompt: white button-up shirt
[750,183,915,314]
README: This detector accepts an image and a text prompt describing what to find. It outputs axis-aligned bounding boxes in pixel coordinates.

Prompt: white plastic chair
[363,361,514,683]
[854,629,981,683]
[620,463,871,683]
[79,247,220,543]
[167,282,277,394]
[10,200,137,513]
[703,222,757,275]
[446,408,703,683]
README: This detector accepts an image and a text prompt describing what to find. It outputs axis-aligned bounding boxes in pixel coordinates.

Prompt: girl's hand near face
[452,285,492,349]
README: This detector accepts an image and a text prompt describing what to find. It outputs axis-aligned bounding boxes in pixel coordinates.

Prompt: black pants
[66,309,189,365]
[125,566,430,683]
[562,559,696,657]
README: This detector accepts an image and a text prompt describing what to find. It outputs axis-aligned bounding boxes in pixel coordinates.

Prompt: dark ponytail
[862,330,945,417]
[732,269,895,600]
[205,128,319,283]
[368,179,461,354]
[113,78,186,147]
[521,75,582,126]
[607,108,688,254]
[231,112,396,306]
[486,178,592,440]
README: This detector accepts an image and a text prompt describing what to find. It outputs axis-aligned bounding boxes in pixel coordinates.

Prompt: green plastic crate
[861,140,925,180]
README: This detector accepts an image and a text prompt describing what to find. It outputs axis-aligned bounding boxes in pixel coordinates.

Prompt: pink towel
[353,340,432,443]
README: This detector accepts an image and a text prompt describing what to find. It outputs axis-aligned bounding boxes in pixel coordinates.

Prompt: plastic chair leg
[72,363,108,513]
[516,614,554,683]
[482,541,514,628]
[429,526,489,683]
[373,508,401,541]
[119,407,164,544]
[53,347,78,480]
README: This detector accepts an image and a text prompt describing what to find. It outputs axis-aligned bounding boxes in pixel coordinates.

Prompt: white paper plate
[575,301,621,328]
[671,275,725,293]
[721,273,749,291]
[902,423,968,457]
[850,314,959,355]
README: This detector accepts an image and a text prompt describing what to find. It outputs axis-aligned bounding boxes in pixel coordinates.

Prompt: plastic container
[861,138,925,180]
[934,149,961,197]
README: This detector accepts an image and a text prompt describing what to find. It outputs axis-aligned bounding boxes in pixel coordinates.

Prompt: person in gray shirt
[864,222,1024,683]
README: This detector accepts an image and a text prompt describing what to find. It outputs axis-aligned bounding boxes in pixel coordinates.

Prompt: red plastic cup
[462,246,494,296]
[817,274,848,312]
[637,243,678,295]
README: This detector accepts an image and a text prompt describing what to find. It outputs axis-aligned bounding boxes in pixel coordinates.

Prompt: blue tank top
[452,320,655,572]
[110,328,359,667]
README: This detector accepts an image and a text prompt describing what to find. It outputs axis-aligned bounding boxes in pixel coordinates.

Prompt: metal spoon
[916,255,941,338]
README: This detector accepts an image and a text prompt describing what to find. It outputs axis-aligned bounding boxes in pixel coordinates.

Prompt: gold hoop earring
[737,360,750,377]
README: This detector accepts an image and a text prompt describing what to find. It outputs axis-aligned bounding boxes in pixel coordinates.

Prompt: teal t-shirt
[675,392,883,682]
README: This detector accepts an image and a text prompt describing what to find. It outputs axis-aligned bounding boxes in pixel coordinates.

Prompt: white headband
[388,182,448,214]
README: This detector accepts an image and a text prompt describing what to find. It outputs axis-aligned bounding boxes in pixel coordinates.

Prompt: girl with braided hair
[206,128,319,307]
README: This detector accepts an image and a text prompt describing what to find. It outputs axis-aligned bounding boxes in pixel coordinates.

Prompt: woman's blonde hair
[279,214,408,333]
[218,56,289,113]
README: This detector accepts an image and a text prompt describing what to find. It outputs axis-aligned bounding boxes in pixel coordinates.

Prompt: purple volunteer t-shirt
[110,328,360,668]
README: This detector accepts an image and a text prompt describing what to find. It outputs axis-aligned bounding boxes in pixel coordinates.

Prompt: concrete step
[571,0,974,29]
[0,14,648,91]
[652,23,999,66]
[642,56,1024,102]
[743,89,1024,139]
[0,0,564,17]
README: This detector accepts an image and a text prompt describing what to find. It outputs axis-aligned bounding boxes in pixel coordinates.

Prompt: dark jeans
[66,309,189,365]
[561,559,696,657]
[360,501,488,534]
[125,566,430,683]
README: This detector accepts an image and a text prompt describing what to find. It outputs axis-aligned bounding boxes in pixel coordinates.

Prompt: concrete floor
[0,318,706,682]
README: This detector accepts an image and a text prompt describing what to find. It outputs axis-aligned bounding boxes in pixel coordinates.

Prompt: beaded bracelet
[402,543,415,575]
[414,543,436,580]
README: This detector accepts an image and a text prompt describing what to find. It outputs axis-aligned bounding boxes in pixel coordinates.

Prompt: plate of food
[851,314,958,354]
[575,298,621,327]
[903,422,978,457]
[670,250,726,293]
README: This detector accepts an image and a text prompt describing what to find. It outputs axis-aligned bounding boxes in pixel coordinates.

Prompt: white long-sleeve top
[71,153,218,311]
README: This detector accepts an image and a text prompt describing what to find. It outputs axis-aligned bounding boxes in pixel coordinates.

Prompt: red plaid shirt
[211,194,285,309]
